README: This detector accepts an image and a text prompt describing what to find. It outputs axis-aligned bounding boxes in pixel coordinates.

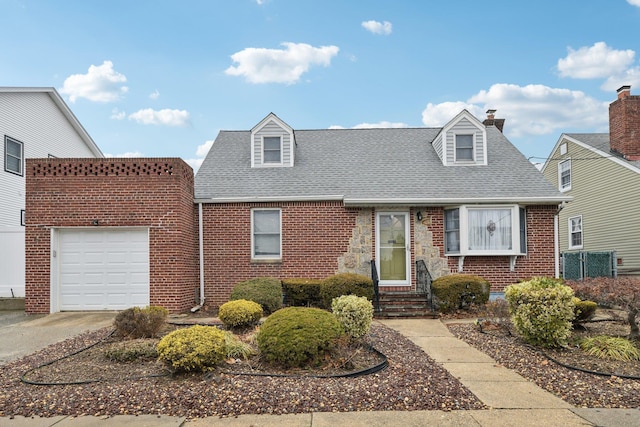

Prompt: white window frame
[444,205,526,256]
[262,136,283,166]
[251,208,282,260]
[558,159,571,192]
[568,215,583,250]
[4,136,24,176]
[454,133,475,162]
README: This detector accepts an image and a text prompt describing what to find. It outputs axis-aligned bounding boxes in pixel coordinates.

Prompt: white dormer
[251,113,295,168]
[432,110,487,166]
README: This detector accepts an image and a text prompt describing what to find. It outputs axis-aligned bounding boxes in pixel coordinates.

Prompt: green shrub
[223,330,256,360]
[282,278,323,307]
[432,274,490,312]
[505,277,575,348]
[113,306,168,338]
[319,273,374,309]
[256,307,343,368]
[573,297,597,324]
[218,299,263,329]
[331,295,374,339]
[157,325,226,372]
[579,336,640,361]
[104,339,158,362]
[230,277,283,314]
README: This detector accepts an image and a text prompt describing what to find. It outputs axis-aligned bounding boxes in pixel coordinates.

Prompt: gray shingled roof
[565,133,640,169]
[195,125,568,205]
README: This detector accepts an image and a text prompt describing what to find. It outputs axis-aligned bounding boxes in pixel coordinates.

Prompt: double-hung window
[263,136,282,164]
[4,136,23,176]
[252,209,281,259]
[568,216,583,249]
[558,159,571,191]
[455,134,474,161]
[444,206,526,255]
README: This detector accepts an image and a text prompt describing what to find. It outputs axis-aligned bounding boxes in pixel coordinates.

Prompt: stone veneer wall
[337,209,373,277]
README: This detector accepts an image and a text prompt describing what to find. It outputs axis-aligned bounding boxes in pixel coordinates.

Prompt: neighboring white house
[0,87,103,297]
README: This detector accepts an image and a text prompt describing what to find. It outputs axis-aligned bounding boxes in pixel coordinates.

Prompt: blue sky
[2,0,640,171]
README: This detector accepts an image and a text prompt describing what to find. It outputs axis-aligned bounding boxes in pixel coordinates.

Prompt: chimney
[483,109,505,133]
[609,85,640,161]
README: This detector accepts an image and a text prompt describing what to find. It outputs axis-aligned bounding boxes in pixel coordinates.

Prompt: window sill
[250,258,282,264]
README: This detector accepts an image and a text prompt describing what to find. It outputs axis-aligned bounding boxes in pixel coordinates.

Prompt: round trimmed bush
[230,277,283,314]
[257,307,343,368]
[157,325,226,372]
[573,297,597,324]
[218,299,263,329]
[319,273,374,309]
[331,295,374,339]
[505,277,575,348]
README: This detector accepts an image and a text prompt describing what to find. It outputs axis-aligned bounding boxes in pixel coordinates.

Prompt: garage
[54,228,150,311]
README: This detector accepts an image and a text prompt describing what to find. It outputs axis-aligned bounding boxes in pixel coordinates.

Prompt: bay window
[444,205,527,256]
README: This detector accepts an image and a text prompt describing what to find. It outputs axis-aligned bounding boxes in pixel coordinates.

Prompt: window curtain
[468,209,512,251]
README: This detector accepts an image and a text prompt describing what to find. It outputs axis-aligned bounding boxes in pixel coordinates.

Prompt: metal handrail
[370,260,380,312]
[415,259,434,311]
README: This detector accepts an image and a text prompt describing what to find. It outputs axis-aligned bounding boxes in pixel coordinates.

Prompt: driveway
[0,311,116,364]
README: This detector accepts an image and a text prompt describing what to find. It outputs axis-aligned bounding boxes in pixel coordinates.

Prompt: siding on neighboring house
[0,92,96,227]
[25,158,198,314]
[543,137,640,275]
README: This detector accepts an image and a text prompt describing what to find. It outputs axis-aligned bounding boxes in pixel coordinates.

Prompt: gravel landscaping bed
[448,319,640,408]
[0,323,484,419]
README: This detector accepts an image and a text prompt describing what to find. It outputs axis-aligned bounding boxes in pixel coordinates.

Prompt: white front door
[376,212,410,286]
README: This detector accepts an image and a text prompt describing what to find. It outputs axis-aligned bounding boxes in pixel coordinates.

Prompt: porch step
[374,291,437,319]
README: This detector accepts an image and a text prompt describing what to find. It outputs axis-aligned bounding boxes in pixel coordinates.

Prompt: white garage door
[57,228,150,311]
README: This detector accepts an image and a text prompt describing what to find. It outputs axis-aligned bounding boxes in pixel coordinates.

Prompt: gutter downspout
[554,202,566,279]
[192,202,206,312]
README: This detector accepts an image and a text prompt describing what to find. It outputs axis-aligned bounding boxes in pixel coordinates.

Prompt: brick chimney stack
[482,109,505,133]
[609,85,640,161]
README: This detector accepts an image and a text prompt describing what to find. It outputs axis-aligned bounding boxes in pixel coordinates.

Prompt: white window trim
[444,205,525,257]
[261,135,283,166]
[558,158,571,192]
[568,215,583,250]
[454,133,475,163]
[5,136,24,176]
[251,208,282,260]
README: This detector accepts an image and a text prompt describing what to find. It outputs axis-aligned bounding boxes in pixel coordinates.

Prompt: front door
[376,212,410,286]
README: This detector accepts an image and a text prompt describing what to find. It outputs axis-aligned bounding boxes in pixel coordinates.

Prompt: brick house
[25,109,570,313]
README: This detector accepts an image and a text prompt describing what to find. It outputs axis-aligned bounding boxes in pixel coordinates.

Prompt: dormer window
[455,134,474,161]
[263,136,282,164]
[251,113,295,168]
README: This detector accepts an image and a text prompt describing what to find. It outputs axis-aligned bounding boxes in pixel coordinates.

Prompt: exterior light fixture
[416,211,423,221]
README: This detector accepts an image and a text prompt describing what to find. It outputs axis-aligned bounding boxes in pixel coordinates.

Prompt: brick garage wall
[201,201,360,308]
[442,205,557,291]
[25,158,198,314]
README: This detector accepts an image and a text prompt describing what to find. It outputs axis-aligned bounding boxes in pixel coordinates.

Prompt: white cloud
[557,42,635,79]
[422,83,608,138]
[59,60,128,103]
[110,108,126,120]
[225,42,340,84]
[196,140,214,157]
[103,151,144,158]
[627,0,640,7]
[184,140,215,173]
[149,89,160,100]
[361,20,392,35]
[128,108,191,126]
[353,121,408,129]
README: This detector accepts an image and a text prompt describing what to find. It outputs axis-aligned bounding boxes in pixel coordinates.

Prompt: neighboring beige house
[542,85,640,278]
[0,87,103,298]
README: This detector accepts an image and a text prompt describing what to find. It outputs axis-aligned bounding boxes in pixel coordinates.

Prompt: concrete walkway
[2,316,640,426]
